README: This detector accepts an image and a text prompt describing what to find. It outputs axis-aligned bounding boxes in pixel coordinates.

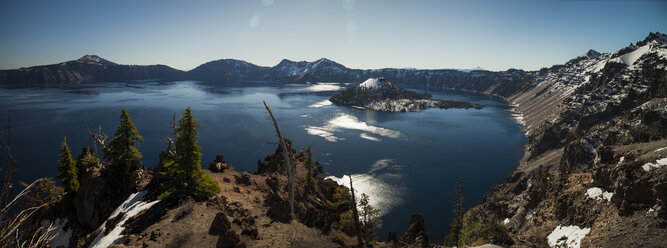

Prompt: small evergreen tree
[300,146,317,190]
[327,185,355,231]
[359,193,382,242]
[445,182,464,246]
[158,107,220,200]
[104,108,143,177]
[57,136,79,193]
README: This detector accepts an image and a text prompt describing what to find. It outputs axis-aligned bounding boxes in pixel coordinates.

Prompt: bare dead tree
[88,125,108,158]
[349,174,366,248]
[160,113,178,157]
[0,115,56,247]
[263,101,295,220]
[454,182,464,248]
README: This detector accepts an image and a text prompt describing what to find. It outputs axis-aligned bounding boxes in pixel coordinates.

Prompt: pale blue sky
[0,0,665,71]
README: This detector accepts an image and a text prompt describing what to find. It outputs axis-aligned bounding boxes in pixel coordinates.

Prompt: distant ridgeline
[2,33,665,103]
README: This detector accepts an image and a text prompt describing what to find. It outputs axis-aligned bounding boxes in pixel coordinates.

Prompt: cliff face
[452,33,667,247]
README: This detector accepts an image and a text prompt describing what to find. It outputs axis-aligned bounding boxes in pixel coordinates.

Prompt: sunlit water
[0,81,525,240]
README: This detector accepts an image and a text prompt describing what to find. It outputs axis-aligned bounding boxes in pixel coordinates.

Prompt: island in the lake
[329,77,482,112]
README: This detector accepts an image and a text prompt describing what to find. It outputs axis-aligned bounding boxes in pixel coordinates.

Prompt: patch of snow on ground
[309,99,332,108]
[657,158,667,166]
[525,208,537,220]
[503,218,510,225]
[89,191,159,248]
[647,208,655,213]
[642,158,665,172]
[546,225,591,248]
[655,147,667,152]
[586,187,613,202]
[40,218,71,248]
[305,112,402,142]
[360,133,381,141]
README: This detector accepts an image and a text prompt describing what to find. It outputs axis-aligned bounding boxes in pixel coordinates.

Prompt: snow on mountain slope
[616,43,651,66]
[507,33,667,136]
[359,78,385,89]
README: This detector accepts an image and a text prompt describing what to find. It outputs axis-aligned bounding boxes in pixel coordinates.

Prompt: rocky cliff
[449,32,667,247]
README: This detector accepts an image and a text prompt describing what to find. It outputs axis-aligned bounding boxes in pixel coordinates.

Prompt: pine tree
[105,108,143,176]
[158,107,220,200]
[300,146,317,190]
[174,107,201,187]
[359,193,382,242]
[57,136,79,193]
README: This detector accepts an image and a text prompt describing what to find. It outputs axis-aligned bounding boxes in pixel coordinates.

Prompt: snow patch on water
[305,112,402,142]
[300,83,344,92]
[360,133,381,141]
[309,99,332,108]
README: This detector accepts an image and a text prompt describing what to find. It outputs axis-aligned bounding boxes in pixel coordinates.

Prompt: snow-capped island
[329,77,482,112]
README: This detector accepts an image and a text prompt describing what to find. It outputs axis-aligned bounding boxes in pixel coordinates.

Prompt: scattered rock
[265,191,291,223]
[208,155,228,172]
[234,173,252,186]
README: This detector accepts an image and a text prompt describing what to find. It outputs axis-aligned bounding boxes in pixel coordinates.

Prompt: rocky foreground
[38,139,435,248]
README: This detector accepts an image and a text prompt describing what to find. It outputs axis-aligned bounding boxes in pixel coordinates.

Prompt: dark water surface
[0,81,525,241]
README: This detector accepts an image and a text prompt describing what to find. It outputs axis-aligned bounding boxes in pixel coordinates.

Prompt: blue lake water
[0,81,525,241]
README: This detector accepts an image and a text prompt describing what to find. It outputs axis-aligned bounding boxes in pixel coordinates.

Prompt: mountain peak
[643,32,667,45]
[359,77,391,89]
[77,55,116,65]
[585,49,601,59]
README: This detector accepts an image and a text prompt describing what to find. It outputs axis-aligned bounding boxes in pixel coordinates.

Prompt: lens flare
[249,15,261,28]
[342,0,354,10]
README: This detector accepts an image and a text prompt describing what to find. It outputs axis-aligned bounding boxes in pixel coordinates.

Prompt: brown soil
[123,166,353,248]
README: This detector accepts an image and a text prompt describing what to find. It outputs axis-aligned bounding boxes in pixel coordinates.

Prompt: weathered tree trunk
[349,175,366,248]
[263,101,295,220]
[455,182,464,247]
